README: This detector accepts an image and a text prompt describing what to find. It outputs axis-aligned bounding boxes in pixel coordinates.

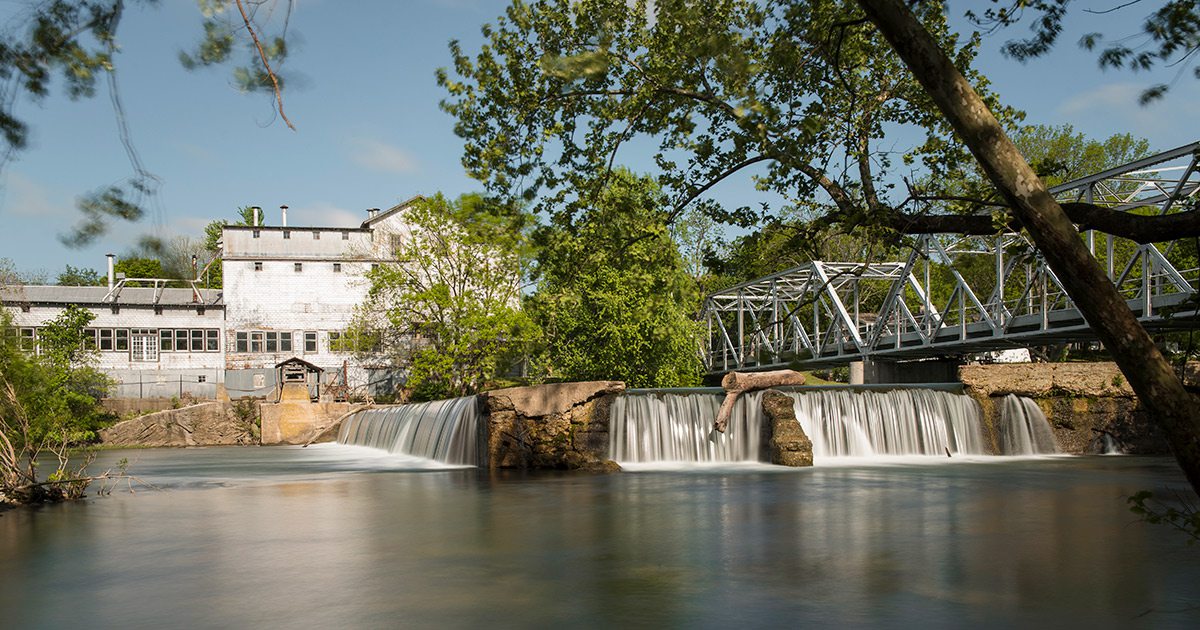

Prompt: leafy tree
[112,257,165,286]
[530,170,702,387]
[0,1,294,246]
[445,0,1200,493]
[1,306,114,505]
[356,194,538,400]
[56,265,105,287]
[855,0,1200,495]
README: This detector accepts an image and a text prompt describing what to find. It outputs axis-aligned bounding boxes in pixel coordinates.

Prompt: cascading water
[608,391,764,463]
[608,387,990,464]
[998,394,1059,455]
[337,395,482,466]
[786,389,987,458]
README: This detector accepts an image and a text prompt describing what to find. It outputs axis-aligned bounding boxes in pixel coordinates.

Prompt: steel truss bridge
[702,141,1200,373]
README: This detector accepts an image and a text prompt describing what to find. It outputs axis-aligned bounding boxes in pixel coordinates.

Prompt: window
[20,304,29,313]
[390,234,403,253]
[236,331,248,353]
[313,231,320,240]
[328,331,342,352]
[333,263,342,273]
[250,331,264,353]
[253,230,261,238]
[283,230,291,239]
[206,329,219,352]
[198,375,207,383]
[160,329,173,351]
[294,262,303,272]
[131,329,158,362]
[154,306,163,316]
[253,374,266,388]
[83,328,98,350]
[196,306,206,315]
[254,262,263,272]
[99,328,114,351]
[19,328,35,352]
[371,263,379,272]
[175,329,189,352]
[266,331,277,353]
[190,329,204,352]
[341,230,349,240]
[280,332,292,352]
[115,328,129,351]
[304,331,317,353]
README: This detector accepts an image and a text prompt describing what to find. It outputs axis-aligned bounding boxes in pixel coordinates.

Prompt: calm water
[1,447,1198,628]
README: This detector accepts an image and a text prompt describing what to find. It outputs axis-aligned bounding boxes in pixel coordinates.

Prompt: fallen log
[714,370,807,433]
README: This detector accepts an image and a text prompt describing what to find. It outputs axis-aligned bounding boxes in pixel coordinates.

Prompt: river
[1,447,1197,628]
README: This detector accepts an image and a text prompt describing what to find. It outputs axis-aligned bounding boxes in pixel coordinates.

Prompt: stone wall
[959,362,1196,455]
[99,402,258,447]
[481,381,624,471]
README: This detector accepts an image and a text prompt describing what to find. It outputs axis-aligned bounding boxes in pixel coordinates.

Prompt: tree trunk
[714,369,807,433]
[857,0,1200,493]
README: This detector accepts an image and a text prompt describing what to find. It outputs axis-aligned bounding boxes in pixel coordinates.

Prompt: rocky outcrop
[761,390,813,467]
[99,402,257,447]
[961,362,1139,398]
[481,381,624,471]
[961,362,1192,455]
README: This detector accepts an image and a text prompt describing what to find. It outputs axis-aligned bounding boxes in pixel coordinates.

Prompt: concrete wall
[99,402,257,447]
[259,384,354,444]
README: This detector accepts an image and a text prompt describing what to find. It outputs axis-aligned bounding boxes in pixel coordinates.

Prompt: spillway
[338,395,483,466]
[608,388,995,463]
[997,394,1060,455]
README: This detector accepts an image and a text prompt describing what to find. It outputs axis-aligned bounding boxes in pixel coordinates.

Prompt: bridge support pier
[861,358,961,385]
[849,361,865,385]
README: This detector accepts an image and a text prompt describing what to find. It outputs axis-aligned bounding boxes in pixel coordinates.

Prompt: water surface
[1,446,1197,628]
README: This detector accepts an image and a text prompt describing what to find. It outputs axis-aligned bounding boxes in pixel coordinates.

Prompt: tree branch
[234,0,295,131]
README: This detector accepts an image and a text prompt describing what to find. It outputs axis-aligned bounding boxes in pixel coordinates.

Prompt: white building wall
[5,302,226,397]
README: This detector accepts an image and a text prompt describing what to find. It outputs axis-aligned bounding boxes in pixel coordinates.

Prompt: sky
[1,0,1198,278]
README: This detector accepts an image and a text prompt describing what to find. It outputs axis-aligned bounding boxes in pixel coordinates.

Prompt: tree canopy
[439,0,1200,244]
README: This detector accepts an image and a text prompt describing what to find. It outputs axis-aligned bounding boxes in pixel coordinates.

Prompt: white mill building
[2,199,420,400]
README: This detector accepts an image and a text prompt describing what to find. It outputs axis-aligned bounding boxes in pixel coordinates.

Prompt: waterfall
[998,394,1059,455]
[608,388,989,463]
[337,396,482,466]
[608,391,764,463]
[787,389,987,458]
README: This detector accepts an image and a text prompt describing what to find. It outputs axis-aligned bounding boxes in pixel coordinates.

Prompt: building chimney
[106,253,115,290]
[367,207,380,220]
[252,206,261,226]
[280,204,288,227]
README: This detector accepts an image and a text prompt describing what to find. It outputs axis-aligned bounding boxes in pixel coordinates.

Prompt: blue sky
[1,0,1198,277]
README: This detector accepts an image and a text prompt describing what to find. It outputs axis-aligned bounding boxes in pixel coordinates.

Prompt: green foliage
[1,307,114,504]
[55,265,104,286]
[439,0,1019,232]
[357,194,538,400]
[1128,490,1200,544]
[530,170,702,387]
[112,257,164,285]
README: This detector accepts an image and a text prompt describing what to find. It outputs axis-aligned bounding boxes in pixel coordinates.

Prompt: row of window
[252,229,351,240]
[8,328,220,359]
[250,262,380,273]
[234,330,347,354]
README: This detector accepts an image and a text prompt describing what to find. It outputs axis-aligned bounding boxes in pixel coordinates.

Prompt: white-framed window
[333,263,342,273]
[254,262,263,271]
[131,329,158,362]
[304,331,317,353]
[294,262,303,272]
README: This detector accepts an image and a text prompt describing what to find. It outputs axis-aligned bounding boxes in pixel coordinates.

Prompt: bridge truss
[702,141,1200,373]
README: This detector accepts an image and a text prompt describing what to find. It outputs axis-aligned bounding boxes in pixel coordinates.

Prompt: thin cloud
[287,202,363,228]
[1,172,71,217]
[350,138,419,175]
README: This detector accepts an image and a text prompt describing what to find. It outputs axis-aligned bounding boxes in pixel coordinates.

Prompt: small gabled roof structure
[274,356,324,372]
[360,195,425,228]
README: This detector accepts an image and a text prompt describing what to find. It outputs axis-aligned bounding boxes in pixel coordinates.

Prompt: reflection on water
[1,446,1198,628]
